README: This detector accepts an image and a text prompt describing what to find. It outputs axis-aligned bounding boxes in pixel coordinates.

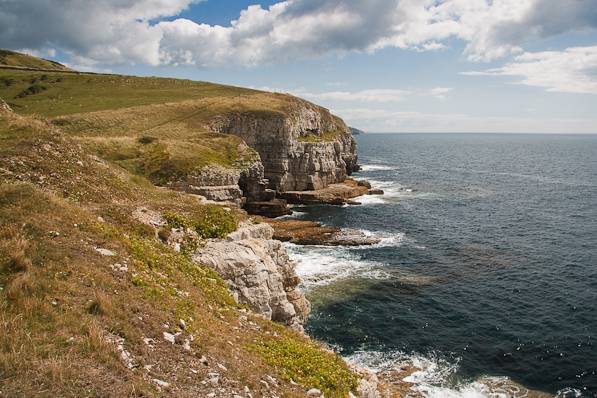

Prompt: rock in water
[193,222,310,330]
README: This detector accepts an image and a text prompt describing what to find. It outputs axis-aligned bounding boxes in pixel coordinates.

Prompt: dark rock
[244,199,292,218]
[263,218,380,246]
[280,178,370,205]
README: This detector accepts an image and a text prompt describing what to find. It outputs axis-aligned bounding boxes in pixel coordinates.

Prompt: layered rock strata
[193,222,310,330]
[210,97,359,192]
[166,161,274,206]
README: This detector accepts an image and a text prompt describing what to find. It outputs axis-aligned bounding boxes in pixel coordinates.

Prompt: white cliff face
[193,222,310,330]
[165,158,274,204]
[210,97,359,192]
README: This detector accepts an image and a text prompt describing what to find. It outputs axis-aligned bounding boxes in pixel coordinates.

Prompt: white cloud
[0,0,200,65]
[1,0,595,67]
[430,87,452,100]
[303,89,413,102]
[463,46,597,94]
[259,86,452,102]
[335,107,597,133]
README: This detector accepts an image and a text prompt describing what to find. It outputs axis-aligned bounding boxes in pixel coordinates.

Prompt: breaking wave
[347,350,578,397]
[286,243,391,288]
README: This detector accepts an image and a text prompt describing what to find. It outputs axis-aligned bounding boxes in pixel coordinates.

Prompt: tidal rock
[193,222,310,329]
[243,199,292,218]
[265,219,380,246]
[280,178,370,205]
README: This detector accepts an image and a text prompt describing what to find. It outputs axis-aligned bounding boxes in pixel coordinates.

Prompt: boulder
[280,178,370,205]
[193,222,310,329]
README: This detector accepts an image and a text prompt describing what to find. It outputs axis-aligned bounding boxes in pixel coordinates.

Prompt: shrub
[137,135,156,145]
[0,77,15,87]
[15,84,47,98]
[250,335,358,398]
[163,207,237,240]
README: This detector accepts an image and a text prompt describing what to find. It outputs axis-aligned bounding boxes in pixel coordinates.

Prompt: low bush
[15,84,47,98]
[163,207,237,239]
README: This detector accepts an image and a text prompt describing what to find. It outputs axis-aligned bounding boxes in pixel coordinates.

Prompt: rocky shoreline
[263,218,381,246]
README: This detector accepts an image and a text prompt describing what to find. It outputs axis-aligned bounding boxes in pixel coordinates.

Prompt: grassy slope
[0,69,301,184]
[0,108,358,397]
[0,49,71,71]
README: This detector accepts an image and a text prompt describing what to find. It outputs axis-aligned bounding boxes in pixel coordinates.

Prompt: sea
[285,133,597,397]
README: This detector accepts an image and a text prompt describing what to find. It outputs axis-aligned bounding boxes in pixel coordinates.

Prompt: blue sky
[1,0,596,133]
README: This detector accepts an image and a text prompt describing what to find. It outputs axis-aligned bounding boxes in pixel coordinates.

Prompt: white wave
[360,164,396,171]
[359,229,407,248]
[347,350,558,398]
[286,244,390,288]
[356,179,438,205]
[277,210,307,219]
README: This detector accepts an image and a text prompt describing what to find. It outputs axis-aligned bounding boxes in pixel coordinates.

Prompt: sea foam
[346,350,577,398]
[360,164,397,171]
[286,243,390,288]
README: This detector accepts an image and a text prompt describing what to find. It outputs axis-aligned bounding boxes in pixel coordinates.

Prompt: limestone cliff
[210,97,359,192]
[193,222,310,331]
[165,159,274,205]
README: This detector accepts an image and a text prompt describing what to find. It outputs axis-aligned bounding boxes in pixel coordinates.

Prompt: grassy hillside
[0,103,359,397]
[0,49,71,71]
[0,69,261,117]
[0,64,307,185]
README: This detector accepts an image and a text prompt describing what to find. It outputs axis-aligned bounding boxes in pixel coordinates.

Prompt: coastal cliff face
[166,158,274,205]
[210,97,359,192]
[193,222,310,331]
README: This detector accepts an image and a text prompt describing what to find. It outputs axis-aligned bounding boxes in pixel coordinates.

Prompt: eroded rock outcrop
[166,159,275,206]
[263,218,381,246]
[210,97,359,192]
[193,222,310,330]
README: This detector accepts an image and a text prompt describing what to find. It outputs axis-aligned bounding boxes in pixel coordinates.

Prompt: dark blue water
[289,134,597,396]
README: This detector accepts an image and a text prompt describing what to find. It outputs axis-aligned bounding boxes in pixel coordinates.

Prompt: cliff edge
[211,96,359,193]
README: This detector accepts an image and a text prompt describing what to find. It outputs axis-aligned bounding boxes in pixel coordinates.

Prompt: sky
[1,0,596,133]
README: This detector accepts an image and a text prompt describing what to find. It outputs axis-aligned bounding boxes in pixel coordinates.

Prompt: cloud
[462,46,597,94]
[429,87,452,100]
[0,0,199,65]
[334,107,597,133]
[303,89,413,102]
[257,86,452,102]
[1,0,596,67]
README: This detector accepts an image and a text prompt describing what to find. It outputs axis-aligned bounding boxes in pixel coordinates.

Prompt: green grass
[0,69,260,117]
[163,208,237,240]
[297,129,344,143]
[0,49,71,71]
[250,330,358,398]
